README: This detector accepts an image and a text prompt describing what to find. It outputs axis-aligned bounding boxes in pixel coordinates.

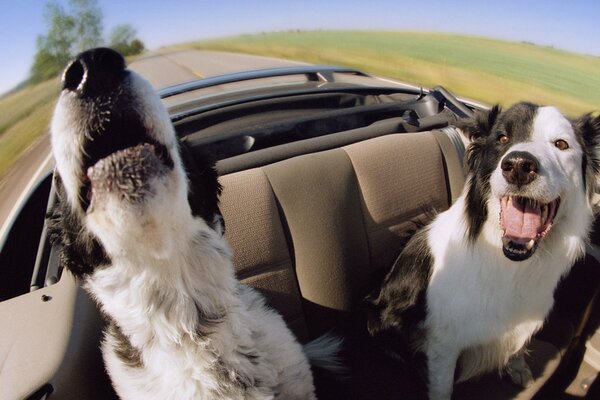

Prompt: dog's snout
[501,151,539,186]
[61,47,126,96]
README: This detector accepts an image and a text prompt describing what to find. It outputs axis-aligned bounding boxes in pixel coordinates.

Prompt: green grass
[0,79,58,178]
[0,79,58,137]
[0,100,56,176]
[184,30,600,116]
[2,31,599,179]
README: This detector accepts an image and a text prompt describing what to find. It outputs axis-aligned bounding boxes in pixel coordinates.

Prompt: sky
[0,0,599,95]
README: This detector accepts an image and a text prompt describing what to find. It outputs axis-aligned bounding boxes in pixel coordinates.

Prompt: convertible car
[0,61,598,399]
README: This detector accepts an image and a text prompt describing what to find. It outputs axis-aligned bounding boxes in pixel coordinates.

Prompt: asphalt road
[0,50,305,238]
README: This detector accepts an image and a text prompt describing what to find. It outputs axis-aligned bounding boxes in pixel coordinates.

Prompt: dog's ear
[460,106,502,175]
[575,112,600,174]
[180,140,224,232]
[457,105,502,141]
[575,112,600,204]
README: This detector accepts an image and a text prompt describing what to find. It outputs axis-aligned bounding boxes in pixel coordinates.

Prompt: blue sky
[0,0,599,94]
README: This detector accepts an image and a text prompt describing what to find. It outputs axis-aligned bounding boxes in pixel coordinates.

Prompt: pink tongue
[501,198,542,242]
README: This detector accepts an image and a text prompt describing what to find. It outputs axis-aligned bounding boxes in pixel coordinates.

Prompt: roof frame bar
[158,65,370,99]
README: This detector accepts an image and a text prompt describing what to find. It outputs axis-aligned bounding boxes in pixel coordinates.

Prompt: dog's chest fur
[86,223,311,400]
[87,225,245,398]
[425,195,581,349]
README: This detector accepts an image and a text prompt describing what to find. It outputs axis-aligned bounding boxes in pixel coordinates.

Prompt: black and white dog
[366,103,600,400]
[47,48,341,400]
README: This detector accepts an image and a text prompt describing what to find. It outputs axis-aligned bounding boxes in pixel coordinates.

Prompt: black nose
[501,151,539,186]
[61,47,126,96]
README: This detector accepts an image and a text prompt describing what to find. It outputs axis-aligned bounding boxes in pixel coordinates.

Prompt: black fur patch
[180,140,224,232]
[107,321,143,369]
[46,173,111,278]
[364,228,433,355]
[573,113,600,201]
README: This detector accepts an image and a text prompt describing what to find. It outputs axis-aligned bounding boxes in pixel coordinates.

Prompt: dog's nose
[61,47,126,96]
[501,151,539,186]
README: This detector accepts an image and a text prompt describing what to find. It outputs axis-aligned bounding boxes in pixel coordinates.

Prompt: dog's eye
[554,139,569,151]
[498,134,509,145]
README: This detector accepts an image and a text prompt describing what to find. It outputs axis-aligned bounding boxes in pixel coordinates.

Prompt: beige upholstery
[220,131,451,338]
[431,129,466,203]
[219,169,290,276]
[219,168,308,340]
[344,133,450,272]
[264,149,371,335]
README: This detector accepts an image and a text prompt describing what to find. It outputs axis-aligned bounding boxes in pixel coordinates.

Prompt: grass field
[185,31,600,116]
[0,79,58,178]
[1,31,599,179]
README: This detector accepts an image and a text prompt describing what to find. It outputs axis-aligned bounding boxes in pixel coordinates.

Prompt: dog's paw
[507,355,534,388]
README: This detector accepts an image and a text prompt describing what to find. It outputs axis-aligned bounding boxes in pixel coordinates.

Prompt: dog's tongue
[501,197,542,242]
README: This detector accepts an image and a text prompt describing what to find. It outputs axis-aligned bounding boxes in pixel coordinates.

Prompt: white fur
[51,68,337,399]
[422,107,593,400]
[85,165,316,399]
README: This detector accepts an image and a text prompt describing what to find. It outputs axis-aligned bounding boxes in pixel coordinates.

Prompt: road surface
[0,50,305,239]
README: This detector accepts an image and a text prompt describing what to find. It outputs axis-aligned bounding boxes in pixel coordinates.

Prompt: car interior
[0,75,598,399]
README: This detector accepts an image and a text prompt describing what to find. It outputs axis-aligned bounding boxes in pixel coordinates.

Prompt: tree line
[30,0,145,84]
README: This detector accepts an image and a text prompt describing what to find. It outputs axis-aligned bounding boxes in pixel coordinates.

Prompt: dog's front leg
[426,341,460,400]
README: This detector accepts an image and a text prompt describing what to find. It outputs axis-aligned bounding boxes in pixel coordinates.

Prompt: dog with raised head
[47,48,341,400]
[366,103,600,400]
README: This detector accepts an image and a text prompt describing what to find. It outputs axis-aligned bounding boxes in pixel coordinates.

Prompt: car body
[0,64,598,400]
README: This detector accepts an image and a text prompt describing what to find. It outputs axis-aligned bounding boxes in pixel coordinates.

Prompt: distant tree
[108,24,146,56]
[29,0,144,84]
[29,0,103,83]
[128,39,145,56]
[29,45,63,83]
[29,2,74,82]
[70,0,103,53]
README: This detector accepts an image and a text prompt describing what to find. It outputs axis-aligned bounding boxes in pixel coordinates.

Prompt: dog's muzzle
[57,48,175,212]
[498,151,561,261]
[499,196,560,261]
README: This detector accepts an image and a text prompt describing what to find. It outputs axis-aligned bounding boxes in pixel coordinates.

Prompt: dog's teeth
[526,240,535,251]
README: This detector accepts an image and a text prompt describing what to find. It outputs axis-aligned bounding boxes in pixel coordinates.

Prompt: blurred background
[0,0,598,209]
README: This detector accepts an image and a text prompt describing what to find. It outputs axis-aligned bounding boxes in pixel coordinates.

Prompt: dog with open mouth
[365,103,600,400]
[47,48,342,400]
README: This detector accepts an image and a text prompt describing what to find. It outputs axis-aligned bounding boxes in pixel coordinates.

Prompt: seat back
[219,131,461,338]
